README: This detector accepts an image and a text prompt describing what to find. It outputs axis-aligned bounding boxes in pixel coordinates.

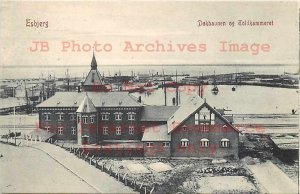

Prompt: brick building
[37,54,240,158]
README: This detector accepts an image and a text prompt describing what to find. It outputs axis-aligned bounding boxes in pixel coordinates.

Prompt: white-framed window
[195,113,199,125]
[163,142,170,147]
[45,126,50,132]
[103,126,108,135]
[146,142,154,147]
[101,112,110,121]
[200,138,209,147]
[116,126,121,135]
[83,116,88,124]
[211,113,215,125]
[129,126,134,135]
[114,112,123,121]
[220,138,230,148]
[71,127,76,135]
[199,107,210,121]
[128,112,136,120]
[90,116,94,123]
[70,114,76,121]
[57,113,64,121]
[43,113,51,121]
[58,127,63,135]
[180,138,189,147]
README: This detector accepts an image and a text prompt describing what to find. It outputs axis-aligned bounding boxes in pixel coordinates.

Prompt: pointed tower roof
[76,93,97,113]
[91,52,97,70]
[82,53,104,90]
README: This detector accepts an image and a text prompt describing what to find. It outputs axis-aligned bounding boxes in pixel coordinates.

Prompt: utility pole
[163,69,167,106]
[14,106,16,145]
[175,70,178,106]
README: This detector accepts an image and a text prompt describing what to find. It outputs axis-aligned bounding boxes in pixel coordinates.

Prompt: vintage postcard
[0,1,299,193]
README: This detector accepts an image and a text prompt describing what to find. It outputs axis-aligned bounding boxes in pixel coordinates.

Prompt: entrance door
[82,136,88,145]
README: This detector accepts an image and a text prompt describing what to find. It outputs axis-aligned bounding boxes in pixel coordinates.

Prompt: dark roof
[76,95,97,113]
[140,106,179,121]
[36,92,142,108]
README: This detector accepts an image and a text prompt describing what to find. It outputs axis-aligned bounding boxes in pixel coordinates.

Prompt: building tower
[82,53,106,92]
[76,94,98,145]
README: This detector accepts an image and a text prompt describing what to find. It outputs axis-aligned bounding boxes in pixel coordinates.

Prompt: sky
[0,1,299,78]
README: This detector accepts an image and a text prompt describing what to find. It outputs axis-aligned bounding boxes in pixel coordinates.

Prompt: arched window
[200,138,209,147]
[180,138,189,147]
[220,138,230,148]
[223,125,228,132]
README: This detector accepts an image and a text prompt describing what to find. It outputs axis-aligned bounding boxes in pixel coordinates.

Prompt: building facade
[37,54,240,158]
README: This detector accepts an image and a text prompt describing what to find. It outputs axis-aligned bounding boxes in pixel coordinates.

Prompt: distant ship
[211,71,219,95]
[144,81,159,90]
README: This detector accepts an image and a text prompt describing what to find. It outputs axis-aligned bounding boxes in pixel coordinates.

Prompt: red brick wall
[170,111,239,159]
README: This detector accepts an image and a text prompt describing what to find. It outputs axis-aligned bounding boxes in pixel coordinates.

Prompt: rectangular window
[71,127,76,135]
[128,112,136,121]
[77,115,81,123]
[102,113,109,121]
[180,140,189,147]
[58,114,64,121]
[211,113,215,125]
[83,117,88,124]
[195,113,199,125]
[116,126,121,135]
[58,127,63,135]
[70,114,76,121]
[163,142,170,147]
[115,113,122,121]
[200,140,209,147]
[146,142,154,147]
[103,126,108,135]
[44,114,50,121]
[90,116,94,123]
[129,126,134,135]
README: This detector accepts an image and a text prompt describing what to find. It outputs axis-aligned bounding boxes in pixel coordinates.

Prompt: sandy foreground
[0,143,98,193]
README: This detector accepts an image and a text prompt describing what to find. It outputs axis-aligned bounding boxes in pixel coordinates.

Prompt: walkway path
[0,143,98,193]
[247,161,298,193]
[29,142,137,193]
